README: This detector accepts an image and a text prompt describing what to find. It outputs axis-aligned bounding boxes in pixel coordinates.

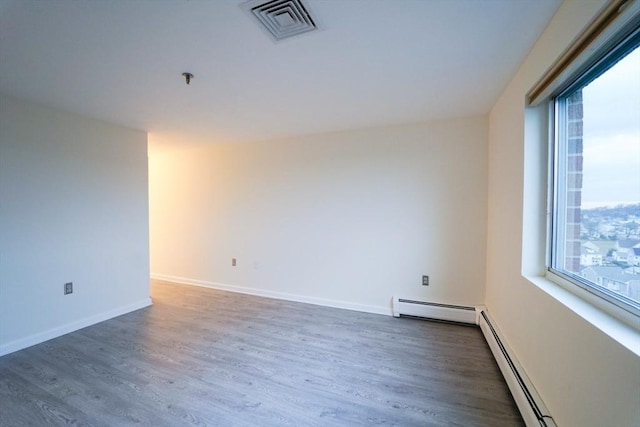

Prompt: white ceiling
[0,0,562,145]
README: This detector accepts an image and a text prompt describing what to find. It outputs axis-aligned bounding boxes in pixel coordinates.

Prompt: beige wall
[149,117,488,313]
[486,0,639,426]
[0,95,151,355]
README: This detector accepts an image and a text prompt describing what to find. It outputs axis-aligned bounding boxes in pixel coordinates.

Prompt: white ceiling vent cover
[244,0,318,41]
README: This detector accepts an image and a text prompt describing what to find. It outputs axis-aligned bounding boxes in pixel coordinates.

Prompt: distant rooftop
[582,266,640,284]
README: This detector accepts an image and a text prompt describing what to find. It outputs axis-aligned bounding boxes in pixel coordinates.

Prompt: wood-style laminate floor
[0,280,524,426]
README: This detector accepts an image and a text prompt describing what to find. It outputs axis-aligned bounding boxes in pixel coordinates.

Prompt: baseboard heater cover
[392,297,483,325]
[478,310,557,427]
[393,297,556,427]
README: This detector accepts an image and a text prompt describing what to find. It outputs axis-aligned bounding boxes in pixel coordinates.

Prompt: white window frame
[548,35,640,319]
[540,4,640,322]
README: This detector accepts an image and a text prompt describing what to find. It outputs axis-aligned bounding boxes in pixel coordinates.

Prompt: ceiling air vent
[244,0,318,41]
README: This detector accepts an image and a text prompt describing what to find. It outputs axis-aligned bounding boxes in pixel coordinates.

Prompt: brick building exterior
[565,90,583,273]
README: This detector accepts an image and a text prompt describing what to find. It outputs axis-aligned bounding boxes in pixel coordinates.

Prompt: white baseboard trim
[0,298,152,357]
[151,273,392,316]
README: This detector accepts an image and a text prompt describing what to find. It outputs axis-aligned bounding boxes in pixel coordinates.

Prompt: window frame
[546,27,640,319]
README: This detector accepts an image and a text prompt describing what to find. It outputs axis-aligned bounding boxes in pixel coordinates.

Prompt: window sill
[524,274,640,357]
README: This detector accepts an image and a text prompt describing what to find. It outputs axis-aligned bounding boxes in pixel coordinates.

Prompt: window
[549,29,640,316]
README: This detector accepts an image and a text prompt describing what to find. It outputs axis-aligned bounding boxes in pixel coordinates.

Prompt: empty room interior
[1,0,639,426]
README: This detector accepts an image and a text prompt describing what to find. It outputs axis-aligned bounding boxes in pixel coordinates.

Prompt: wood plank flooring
[0,280,524,426]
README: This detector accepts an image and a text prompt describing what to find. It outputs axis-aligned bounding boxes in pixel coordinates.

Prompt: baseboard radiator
[392,297,482,325]
[393,297,556,427]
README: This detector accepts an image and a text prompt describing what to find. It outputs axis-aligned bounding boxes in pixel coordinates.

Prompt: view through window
[551,39,640,313]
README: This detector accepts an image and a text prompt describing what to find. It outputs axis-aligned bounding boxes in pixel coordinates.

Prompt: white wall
[486,0,639,426]
[0,94,151,355]
[149,117,488,313]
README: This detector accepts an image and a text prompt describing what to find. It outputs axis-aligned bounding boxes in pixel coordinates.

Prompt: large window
[550,29,640,316]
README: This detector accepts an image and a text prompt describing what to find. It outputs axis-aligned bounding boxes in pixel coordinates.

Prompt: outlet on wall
[232,258,237,267]
[422,275,429,286]
[64,282,73,295]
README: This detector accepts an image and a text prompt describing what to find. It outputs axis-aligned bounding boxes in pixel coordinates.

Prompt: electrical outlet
[232,258,237,267]
[64,282,73,295]
[422,275,429,286]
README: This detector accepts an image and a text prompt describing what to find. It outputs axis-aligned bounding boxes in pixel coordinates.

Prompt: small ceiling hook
[182,72,194,85]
